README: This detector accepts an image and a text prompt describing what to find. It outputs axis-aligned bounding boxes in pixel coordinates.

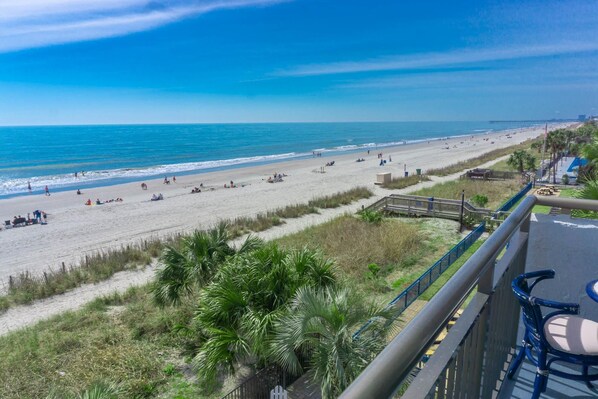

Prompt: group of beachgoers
[267,172,287,183]
[163,176,176,185]
[191,183,204,193]
[85,198,124,206]
[2,210,47,229]
[151,193,164,201]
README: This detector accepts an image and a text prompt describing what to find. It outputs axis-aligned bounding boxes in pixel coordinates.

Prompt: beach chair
[508,270,598,399]
[4,220,12,229]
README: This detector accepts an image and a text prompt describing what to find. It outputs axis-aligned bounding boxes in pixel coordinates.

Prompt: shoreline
[1,124,544,199]
[0,123,572,290]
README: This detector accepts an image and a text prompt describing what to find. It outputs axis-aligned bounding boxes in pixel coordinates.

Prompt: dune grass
[426,138,541,176]
[0,239,165,312]
[225,187,372,238]
[275,216,462,301]
[0,286,205,399]
[410,179,522,210]
[382,174,431,190]
[307,186,373,208]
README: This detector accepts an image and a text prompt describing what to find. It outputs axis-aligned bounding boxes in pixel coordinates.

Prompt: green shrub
[562,174,569,185]
[367,263,381,279]
[382,174,430,189]
[470,194,489,208]
[360,209,383,224]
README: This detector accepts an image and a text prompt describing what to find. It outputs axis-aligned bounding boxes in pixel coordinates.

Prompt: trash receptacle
[416,168,422,175]
[404,171,409,177]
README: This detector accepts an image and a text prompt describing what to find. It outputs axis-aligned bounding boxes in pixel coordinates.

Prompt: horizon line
[0,118,578,128]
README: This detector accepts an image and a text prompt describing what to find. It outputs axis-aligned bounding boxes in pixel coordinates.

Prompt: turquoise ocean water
[0,122,540,198]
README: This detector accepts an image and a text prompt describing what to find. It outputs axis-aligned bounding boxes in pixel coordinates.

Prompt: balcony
[340,195,598,399]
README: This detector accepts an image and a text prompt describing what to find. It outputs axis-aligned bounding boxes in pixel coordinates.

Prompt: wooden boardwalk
[367,194,492,222]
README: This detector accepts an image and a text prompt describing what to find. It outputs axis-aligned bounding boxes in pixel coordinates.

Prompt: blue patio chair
[508,269,598,398]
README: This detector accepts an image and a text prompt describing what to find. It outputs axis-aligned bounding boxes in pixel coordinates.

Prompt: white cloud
[0,0,287,53]
[275,42,598,77]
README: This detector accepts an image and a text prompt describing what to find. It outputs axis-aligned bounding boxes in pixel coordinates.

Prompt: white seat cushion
[544,315,598,355]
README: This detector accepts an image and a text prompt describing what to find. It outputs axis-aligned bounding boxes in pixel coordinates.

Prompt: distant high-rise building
[578,114,587,121]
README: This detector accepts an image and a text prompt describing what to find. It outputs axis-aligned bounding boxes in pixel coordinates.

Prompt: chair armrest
[531,296,580,314]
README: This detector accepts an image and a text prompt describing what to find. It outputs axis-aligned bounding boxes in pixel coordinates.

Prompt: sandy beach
[0,124,571,292]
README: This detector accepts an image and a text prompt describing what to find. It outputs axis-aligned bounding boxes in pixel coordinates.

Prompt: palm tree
[152,223,262,306]
[192,245,336,384]
[546,130,567,183]
[507,150,530,173]
[45,381,121,399]
[572,177,598,219]
[576,178,598,201]
[269,286,398,399]
[77,382,122,399]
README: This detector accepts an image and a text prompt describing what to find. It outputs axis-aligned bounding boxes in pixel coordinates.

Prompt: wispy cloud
[275,42,598,77]
[0,0,287,53]
[334,65,598,93]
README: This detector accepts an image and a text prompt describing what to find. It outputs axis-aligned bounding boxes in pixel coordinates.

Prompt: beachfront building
[341,195,598,399]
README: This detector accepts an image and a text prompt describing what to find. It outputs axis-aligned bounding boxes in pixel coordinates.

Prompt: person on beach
[27,181,31,191]
[75,172,78,178]
[77,189,82,195]
[44,185,50,196]
[173,176,176,183]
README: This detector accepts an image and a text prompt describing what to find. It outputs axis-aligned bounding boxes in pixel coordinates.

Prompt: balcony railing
[340,195,598,399]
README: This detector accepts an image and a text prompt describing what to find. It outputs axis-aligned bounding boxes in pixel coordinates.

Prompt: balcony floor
[498,350,598,398]
[499,213,598,399]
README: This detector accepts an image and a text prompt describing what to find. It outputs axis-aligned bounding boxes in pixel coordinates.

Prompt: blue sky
[0,0,597,125]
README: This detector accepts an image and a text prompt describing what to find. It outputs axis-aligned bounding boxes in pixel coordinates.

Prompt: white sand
[0,124,569,292]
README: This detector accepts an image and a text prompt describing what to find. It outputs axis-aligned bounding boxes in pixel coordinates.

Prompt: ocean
[0,121,539,198]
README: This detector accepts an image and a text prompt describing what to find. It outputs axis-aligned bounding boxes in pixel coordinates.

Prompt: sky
[0,0,597,125]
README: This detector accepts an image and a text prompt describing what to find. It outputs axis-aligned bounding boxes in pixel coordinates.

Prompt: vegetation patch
[382,174,431,190]
[0,287,186,399]
[426,139,540,176]
[410,179,522,210]
[224,187,372,238]
[0,239,164,310]
[276,216,419,282]
[307,186,373,208]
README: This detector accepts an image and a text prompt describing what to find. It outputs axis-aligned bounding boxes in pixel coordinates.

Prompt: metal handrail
[340,195,598,399]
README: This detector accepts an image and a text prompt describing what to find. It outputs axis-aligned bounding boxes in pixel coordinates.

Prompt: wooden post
[459,190,465,232]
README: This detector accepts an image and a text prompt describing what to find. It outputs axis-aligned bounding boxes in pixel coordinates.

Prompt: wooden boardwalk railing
[366,194,491,222]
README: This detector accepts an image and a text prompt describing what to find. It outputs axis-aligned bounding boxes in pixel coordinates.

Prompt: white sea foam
[0,152,305,196]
